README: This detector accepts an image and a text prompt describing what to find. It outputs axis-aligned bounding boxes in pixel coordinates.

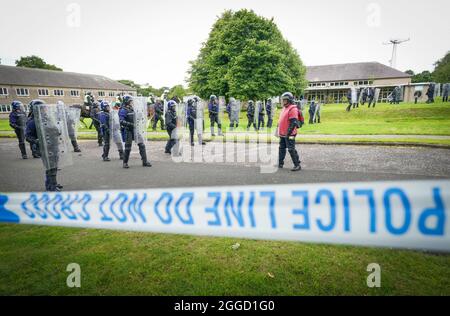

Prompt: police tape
[1,180,449,252]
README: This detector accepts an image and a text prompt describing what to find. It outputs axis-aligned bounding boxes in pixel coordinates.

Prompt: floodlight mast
[383,38,410,69]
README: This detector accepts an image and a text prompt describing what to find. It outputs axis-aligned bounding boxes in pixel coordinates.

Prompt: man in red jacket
[277,92,303,172]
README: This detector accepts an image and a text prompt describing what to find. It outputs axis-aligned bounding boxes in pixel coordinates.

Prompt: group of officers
[8,92,304,192]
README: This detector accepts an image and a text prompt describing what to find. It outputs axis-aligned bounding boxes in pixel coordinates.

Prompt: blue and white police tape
[1,180,449,252]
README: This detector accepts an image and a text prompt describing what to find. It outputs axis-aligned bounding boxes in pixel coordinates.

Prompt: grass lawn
[1,101,450,136]
[0,224,449,296]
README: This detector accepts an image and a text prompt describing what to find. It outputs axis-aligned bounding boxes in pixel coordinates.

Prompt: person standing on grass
[443,83,449,102]
[277,92,303,172]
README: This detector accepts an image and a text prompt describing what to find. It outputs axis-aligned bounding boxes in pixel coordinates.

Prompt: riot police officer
[165,100,178,154]
[119,95,152,169]
[257,101,265,130]
[153,98,165,130]
[26,100,69,191]
[99,101,124,162]
[426,84,435,103]
[308,100,316,124]
[25,102,41,159]
[9,101,28,159]
[187,98,206,146]
[90,101,103,146]
[246,100,257,131]
[208,95,223,136]
[266,99,274,129]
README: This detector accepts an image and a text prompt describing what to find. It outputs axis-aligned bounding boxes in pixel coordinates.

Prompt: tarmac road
[0,139,449,192]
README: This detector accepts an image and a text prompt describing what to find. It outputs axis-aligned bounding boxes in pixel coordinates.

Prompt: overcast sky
[1,0,449,87]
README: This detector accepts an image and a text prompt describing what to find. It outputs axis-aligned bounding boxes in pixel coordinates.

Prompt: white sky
[1,0,449,87]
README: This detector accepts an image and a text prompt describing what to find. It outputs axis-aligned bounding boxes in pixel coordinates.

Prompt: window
[98,91,105,97]
[345,82,349,86]
[54,89,64,96]
[109,91,116,97]
[38,89,49,96]
[70,90,80,97]
[0,87,8,96]
[16,88,29,96]
[330,83,335,86]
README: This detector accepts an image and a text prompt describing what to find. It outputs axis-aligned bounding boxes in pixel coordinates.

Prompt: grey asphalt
[0,138,449,192]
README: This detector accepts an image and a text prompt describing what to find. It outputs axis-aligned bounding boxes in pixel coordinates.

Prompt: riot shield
[434,84,440,98]
[133,97,148,145]
[351,87,358,104]
[196,99,205,136]
[172,101,187,156]
[398,86,405,102]
[374,88,381,104]
[110,109,124,156]
[229,99,241,130]
[163,100,168,127]
[218,96,226,126]
[66,106,81,142]
[35,103,73,171]
[254,101,261,124]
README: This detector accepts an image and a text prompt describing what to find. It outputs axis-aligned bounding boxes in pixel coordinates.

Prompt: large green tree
[433,51,450,83]
[15,55,62,71]
[188,9,307,100]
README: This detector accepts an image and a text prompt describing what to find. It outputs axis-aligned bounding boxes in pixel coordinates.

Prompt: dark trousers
[45,168,58,191]
[103,131,110,159]
[267,117,273,129]
[123,130,148,164]
[278,136,300,167]
[368,96,375,107]
[257,115,265,130]
[153,114,165,130]
[247,116,256,129]
[14,128,27,157]
[165,128,177,153]
[309,112,314,124]
[93,120,103,145]
[210,115,221,129]
[443,94,449,102]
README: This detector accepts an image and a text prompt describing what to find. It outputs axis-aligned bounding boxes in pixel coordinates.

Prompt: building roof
[0,65,136,91]
[306,62,411,82]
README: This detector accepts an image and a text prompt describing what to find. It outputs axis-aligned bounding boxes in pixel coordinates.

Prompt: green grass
[2,101,450,136]
[0,224,449,296]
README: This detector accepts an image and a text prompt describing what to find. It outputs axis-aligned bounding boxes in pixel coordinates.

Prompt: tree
[433,51,450,83]
[169,85,187,100]
[15,55,62,71]
[404,70,415,76]
[411,71,434,83]
[188,9,307,100]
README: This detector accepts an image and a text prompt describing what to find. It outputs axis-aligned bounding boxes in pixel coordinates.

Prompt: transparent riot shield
[172,102,187,156]
[351,87,358,104]
[434,84,440,98]
[35,103,73,171]
[358,88,365,103]
[163,100,168,128]
[133,97,148,145]
[229,99,241,131]
[66,106,81,142]
[218,96,226,127]
[254,101,260,125]
[398,86,405,102]
[110,109,124,157]
[374,88,381,104]
[196,99,205,136]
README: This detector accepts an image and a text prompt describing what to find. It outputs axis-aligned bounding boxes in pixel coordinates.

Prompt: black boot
[19,143,27,159]
[102,145,110,161]
[139,144,152,167]
[119,150,124,160]
[72,140,81,152]
[123,149,131,168]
